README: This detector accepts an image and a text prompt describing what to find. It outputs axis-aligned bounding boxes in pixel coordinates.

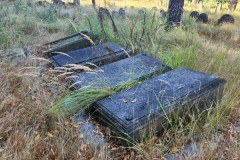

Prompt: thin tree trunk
[228,0,238,11]
[73,0,80,5]
[92,0,96,8]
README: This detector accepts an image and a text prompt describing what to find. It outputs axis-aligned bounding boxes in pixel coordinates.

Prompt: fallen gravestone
[93,68,226,141]
[43,31,94,56]
[70,53,171,90]
[50,42,132,67]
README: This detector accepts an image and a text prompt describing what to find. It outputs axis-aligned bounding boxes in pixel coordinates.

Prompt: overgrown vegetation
[0,0,240,159]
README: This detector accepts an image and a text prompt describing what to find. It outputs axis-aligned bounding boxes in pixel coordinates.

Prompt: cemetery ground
[0,0,240,159]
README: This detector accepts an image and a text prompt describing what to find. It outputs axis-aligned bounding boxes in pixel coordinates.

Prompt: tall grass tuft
[46,80,138,117]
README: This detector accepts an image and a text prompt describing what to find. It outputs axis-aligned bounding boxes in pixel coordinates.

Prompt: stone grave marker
[93,68,226,141]
[167,0,184,26]
[43,31,94,56]
[50,42,132,68]
[70,53,172,90]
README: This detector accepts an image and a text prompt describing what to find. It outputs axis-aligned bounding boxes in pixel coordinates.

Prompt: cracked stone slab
[70,53,171,89]
[94,68,226,141]
[49,42,132,68]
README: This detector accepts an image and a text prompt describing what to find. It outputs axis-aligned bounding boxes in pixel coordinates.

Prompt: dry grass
[0,0,240,159]
[0,57,96,159]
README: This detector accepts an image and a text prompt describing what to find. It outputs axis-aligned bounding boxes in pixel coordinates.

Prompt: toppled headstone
[50,42,132,68]
[0,48,26,62]
[70,53,171,90]
[138,9,146,15]
[43,31,94,56]
[94,68,226,141]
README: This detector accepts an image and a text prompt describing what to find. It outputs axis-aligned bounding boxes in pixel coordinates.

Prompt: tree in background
[228,0,238,11]
[92,0,96,8]
[73,0,80,5]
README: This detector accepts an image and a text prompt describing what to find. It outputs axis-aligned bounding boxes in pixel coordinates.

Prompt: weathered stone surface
[0,48,26,62]
[197,13,208,23]
[163,142,199,160]
[216,14,235,26]
[50,42,132,68]
[167,0,184,26]
[70,53,171,90]
[94,68,226,141]
[43,31,93,55]
[236,122,240,133]
[73,112,107,152]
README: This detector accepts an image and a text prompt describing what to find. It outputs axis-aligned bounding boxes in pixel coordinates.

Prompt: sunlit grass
[0,0,240,159]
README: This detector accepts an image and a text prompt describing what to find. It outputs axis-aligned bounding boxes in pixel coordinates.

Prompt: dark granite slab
[94,68,226,141]
[43,31,94,56]
[50,42,132,67]
[70,53,171,89]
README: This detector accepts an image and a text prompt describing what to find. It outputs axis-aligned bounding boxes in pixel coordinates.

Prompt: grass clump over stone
[0,0,240,159]
[46,80,138,117]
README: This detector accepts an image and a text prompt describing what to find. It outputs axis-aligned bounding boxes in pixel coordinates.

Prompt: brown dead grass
[0,1,240,159]
[0,57,95,159]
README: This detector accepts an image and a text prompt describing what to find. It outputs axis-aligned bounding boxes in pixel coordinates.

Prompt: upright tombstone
[138,9,146,15]
[190,11,199,19]
[112,11,117,18]
[216,14,235,25]
[118,8,126,17]
[197,13,208,23]
[166,0,184,28]
[93,68,226,141]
